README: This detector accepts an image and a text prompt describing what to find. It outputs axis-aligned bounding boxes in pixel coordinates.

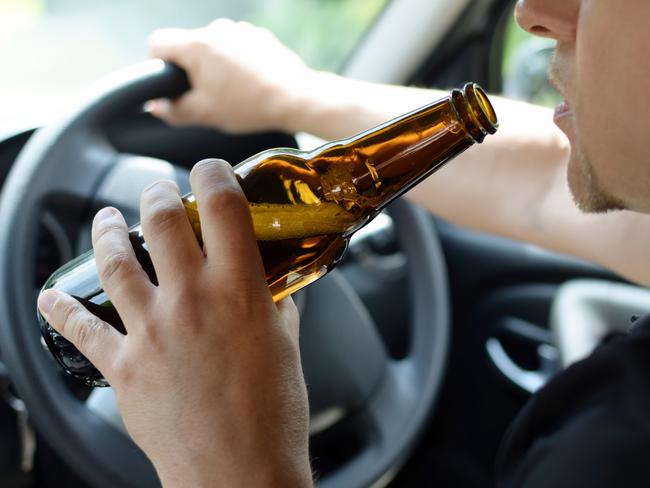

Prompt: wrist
[268,68,328,136]
[288,70,365,139]
[153,437,313,488]
[278,70,417,141]
[157,457,313,488]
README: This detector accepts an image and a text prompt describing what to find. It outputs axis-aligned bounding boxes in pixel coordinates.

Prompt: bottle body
[39,83,498,386]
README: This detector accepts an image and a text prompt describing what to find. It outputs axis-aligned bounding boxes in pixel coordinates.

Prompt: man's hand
[147,19,315,135]
[37,159,312,487]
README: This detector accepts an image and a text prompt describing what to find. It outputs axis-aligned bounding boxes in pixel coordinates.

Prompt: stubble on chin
[568,145,626,214]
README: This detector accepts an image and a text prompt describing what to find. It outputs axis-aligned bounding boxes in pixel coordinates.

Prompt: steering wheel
[0,61,450,488]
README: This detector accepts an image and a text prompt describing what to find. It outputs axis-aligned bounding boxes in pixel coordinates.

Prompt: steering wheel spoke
[300,270,390,417]
[366,360,416,444]
[33,132,116,204]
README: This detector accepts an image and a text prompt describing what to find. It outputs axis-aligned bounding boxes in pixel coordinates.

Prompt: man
[37,0,650,486]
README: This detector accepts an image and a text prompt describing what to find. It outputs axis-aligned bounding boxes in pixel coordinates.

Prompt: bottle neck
[310,84,496,213]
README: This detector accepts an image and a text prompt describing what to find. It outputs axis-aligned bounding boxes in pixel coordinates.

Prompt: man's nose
[515,0,578,42]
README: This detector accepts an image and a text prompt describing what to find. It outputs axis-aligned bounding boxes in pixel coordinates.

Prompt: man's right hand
[148,18,315,135]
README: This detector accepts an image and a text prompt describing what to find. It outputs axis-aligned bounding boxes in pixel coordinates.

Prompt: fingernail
[38,291,58,315]
[143,100,157,113]
[95,207,117,223]
[150,99,170,115]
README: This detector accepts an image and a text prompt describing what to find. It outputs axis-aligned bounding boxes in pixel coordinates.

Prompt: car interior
[1,0,649,487]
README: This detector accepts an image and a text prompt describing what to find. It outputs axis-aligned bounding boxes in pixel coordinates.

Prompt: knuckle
[59,302,95,350]
[112,359,134,386]
[219,284,263,320]
[147,201,186,233]
[142,179,179,198]
[93,220,124,246]
[203,183,247,216]
[59,301,80,330]
[142,319,161,341]
[208,17,234,31]
[163,287,195,320]
[99,251,136,284]
[187,36,211,54]
[137,318,166,354]
[159,287,206,333]
[73,315,101,352]
[189,158,220,181]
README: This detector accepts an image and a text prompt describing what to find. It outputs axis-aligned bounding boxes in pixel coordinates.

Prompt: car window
[500,9,559,107]
[0,0,387,135]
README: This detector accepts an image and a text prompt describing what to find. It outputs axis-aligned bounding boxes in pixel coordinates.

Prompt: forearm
[406,97,650,287]
[158,459,313,488]
[285,71,443,139]
[153,408,314,488]
[283,71,570,243]
[406,97,574,252]
[282,71,650,287]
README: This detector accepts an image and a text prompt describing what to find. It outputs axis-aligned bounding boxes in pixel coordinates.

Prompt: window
[0,0,387,135]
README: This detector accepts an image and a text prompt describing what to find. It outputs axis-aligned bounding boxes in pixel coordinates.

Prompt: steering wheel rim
[0,61,450,487]
[309,200,450,488]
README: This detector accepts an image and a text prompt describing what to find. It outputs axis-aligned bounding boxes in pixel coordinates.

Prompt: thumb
[38,290,123,377]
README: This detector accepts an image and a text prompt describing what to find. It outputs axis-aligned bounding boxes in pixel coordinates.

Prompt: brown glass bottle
[38,83,497,386]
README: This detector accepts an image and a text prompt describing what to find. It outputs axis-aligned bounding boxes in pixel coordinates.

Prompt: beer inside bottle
[38,83,498,386]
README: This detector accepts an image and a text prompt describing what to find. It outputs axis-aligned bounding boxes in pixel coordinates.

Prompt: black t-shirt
[496,314,650,487]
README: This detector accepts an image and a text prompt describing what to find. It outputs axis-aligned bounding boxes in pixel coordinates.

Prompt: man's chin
[567,150,626,214]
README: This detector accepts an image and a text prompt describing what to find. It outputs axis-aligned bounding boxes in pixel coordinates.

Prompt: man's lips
[554,99,572,124]
[547,57,573,130]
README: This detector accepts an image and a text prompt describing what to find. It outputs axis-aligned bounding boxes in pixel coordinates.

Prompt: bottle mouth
[452,83,499,143]
[466,83,498,134]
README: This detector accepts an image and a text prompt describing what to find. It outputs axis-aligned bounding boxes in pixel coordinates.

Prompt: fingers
[147,25,209,128]
[148,27,194,65]
[189,159,268,291]
[147,21,230,64]
[92,207,155,318]
[38,290,123,377]
[146,92,209,128]
[140,180,204,287]
[147,27,209,128]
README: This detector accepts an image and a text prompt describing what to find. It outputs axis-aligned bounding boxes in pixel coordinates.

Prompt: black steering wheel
[0,61,450,488]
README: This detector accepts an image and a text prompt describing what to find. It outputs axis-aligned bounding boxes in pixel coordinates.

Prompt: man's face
[515,0,650,213]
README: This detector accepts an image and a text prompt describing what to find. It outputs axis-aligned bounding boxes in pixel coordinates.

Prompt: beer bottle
[38,83,497,386]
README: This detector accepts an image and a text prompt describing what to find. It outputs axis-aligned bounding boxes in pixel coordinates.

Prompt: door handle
[485,316,560,394]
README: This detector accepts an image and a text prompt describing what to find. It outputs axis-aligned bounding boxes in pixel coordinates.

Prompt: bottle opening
[452,83,499,143]
[468,84,498,134]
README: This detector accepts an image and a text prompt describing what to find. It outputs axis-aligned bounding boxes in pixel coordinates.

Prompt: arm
[148,20,650,288]
[289,74,650,287]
